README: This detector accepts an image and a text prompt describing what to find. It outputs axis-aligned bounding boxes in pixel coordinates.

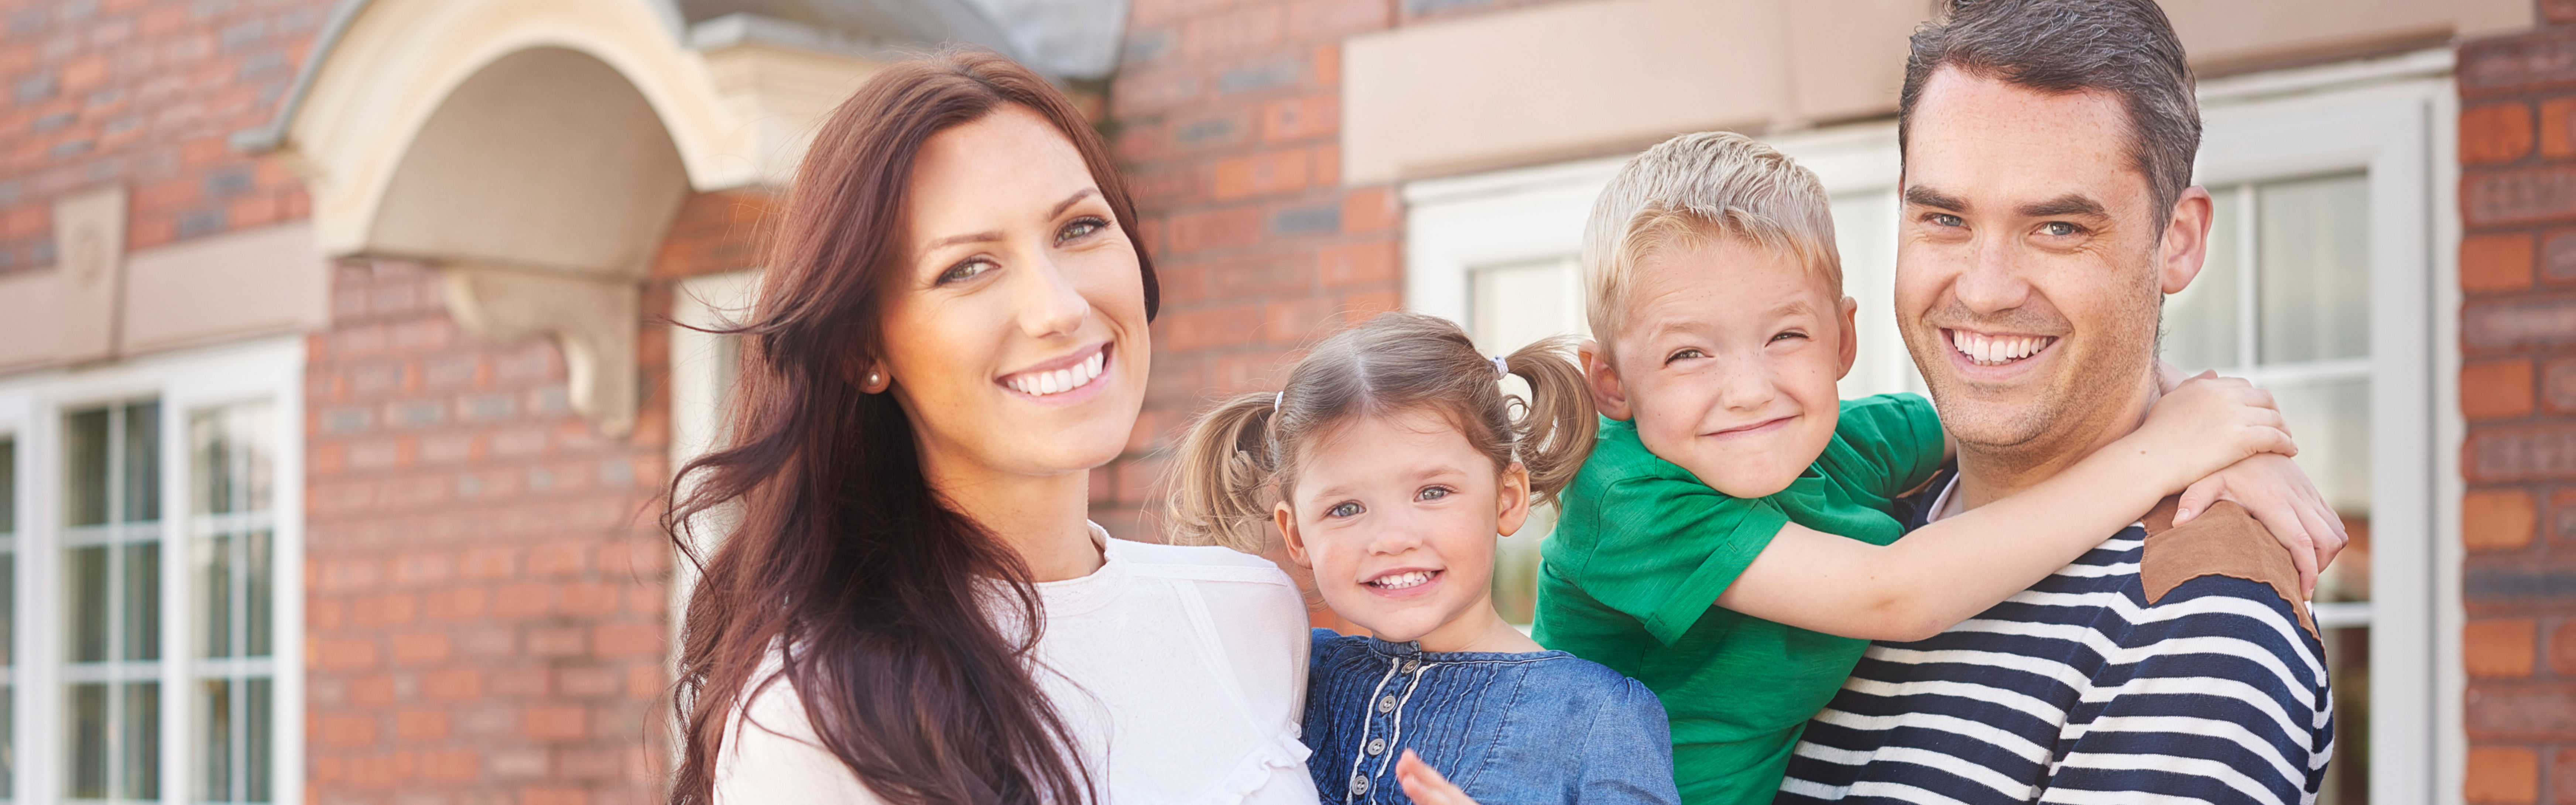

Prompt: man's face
[1895,67,2204,453]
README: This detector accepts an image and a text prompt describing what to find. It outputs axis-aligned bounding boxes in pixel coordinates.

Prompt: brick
[523,705,589,741]
[593,622,664,658]
[2465,360,2536,420]
[2467,746,2540,804]
[2556,622,2576,676]
[1261,95,1338,143]
[2547,0,2576,24]
[1182,6,1281,59]
[2466,489,2539,550]
[2468,103,2536,165]
[2466,564,2576,604]
[1165,206,1263,254]
[395,707,450,740]
[391,630,452,664]
[2470,425,2576,481]
[2466,30,2576,98]
[2546,98,2576,161]
[521,786,588,805]
[2545,229,2576,284]
[318,638,381,671]
[1341,186,1400,234]
[1288,0,1389,40]
[2464,233,2536,292]
[1317,241,1398,287]
[423,668,483,700]
[2466,166,2576,228]
[2544,359,2576,415]
[1211,148,1312,200]
[2468,619,2539,678]
[318,713,377,748]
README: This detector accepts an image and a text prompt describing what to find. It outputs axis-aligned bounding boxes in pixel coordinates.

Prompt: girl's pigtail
[1504,335,1599,507]
[1164,393,1284,554]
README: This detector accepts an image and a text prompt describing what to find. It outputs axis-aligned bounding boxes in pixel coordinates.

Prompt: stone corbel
[440,264,638,437]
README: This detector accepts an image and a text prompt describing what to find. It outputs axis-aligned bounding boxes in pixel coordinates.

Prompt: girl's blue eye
[1417,486,1450,501]
[939,258,995,285]
[1327,501,1364,518]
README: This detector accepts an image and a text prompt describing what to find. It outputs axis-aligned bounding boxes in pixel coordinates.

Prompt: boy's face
[1275,409,1531,649]
[1586,237,1857,499]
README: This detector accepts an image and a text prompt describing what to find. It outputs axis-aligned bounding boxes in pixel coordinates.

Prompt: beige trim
[0,185,130,371]
[441,266,641,437]
[121,223,328,356]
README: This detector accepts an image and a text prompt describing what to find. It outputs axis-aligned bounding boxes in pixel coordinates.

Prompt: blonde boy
[1531,132,2323,804]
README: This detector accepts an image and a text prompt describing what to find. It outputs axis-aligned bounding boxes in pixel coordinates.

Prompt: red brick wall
[2457,13,2576,803]
[0,0,328,274]
[305,259,672,805]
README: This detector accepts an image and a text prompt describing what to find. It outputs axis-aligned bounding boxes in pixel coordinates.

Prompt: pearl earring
[867,371,883,387]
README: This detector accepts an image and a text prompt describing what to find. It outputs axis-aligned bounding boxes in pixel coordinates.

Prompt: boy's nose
[1715,357,1778,412]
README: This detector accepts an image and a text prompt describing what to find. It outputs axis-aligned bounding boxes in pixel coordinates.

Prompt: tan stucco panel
[1345,0,2533,184]
[122,223,328,356]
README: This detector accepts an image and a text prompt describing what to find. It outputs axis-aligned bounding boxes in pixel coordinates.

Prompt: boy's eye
[1058,216,1107,244]
[1770,330,1808,343]
[1326,501,1364,518]
[2038,221,2080,237]
[938,257,996,285]
[1417,486,1452,502]
[1665,348,1706,364]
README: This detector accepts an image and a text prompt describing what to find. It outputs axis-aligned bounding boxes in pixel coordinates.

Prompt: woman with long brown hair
[665,49,1317,804]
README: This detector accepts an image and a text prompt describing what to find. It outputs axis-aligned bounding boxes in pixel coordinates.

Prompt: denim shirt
[1303,629,1681,805]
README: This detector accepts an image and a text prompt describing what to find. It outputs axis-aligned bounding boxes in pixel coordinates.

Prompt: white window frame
[665,270,760,694]
[1400,47,2458,805]
[0,335,305,805]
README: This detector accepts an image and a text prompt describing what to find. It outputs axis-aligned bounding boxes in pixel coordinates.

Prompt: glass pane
[68,683,106,799]
[2273,378,2371,522]
[0,682,13,799]
[199,680,231,802]
[1468,257,1585,354]
[246,678,270,803]
[121,402,158,524]
[2162,189,2241,372]
[64,409,109,527]
[0,553,13,668]
[121,681,157,799]
[199,535,232,659]
[246,530,271,658]
[0,436,15,534]
[123,543,159,662]
[192,404,273,517]
[67,546,109,663]
[2257,173,2370,364]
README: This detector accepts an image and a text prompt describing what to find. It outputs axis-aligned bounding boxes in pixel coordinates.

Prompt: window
[1401,49,2453,804]
[0,336,302,805]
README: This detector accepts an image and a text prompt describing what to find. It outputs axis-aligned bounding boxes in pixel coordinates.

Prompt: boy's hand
[1396,750,1479,805]
[2125,372,2297,493]
[2175,453,2350,597]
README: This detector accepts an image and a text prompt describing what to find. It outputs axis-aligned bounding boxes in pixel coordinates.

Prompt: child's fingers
[2234,485,2321,598]
[2312,504,2351,574]
[1395,749,1478,805]
[2175,476,2223,525]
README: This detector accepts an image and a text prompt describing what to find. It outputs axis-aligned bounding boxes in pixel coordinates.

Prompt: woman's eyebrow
[920,189,1103,253]
[1049,188,1100,219]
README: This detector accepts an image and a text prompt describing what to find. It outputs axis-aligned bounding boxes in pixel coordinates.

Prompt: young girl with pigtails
[1167,311,1682,805]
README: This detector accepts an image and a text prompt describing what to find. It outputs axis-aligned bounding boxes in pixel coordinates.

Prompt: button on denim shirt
[1303,629,1681,805]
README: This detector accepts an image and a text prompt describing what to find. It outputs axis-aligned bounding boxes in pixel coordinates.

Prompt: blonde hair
[1165,312,1597,554]
[1582,131,1841,355]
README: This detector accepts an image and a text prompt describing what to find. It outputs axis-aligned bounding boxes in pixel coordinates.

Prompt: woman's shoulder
[1105,536,1295,586]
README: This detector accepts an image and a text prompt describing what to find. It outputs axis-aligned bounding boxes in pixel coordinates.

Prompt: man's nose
[1952,231,2033,314]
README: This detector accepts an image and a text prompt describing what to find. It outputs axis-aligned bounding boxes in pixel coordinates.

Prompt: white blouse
[715,524,1318,804]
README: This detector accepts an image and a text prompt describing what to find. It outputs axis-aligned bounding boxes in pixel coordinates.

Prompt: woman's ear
[1496,462,1532,538]
[1274,501,1313,569]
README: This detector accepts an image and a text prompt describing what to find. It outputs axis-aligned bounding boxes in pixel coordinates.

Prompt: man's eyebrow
[1904,185,1969,211]
[921,189,1104,253]
[2019,193,2109,219]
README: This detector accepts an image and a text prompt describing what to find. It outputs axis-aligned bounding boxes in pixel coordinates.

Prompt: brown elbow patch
[2139,498,2317,640]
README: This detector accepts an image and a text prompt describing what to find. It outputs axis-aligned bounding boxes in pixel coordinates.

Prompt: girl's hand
[1395,750,1480,805]
[2175,453,2351,597]
[2123,372,2298,493]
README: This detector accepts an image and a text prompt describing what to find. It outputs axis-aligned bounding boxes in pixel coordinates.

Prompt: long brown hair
[1165,312,1595,553]
[664,48,1155,805]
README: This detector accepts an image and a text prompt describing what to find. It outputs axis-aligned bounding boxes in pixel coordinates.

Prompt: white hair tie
[1272,391,1283,412]
[1491,354,1510,378]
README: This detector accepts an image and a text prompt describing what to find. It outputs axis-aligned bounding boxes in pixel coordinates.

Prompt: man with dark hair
[1777,1,2336,802]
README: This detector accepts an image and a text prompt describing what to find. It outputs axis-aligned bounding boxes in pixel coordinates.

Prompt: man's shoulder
[2136,498,2318,640]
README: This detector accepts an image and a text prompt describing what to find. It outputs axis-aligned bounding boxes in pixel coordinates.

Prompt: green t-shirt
[1532,393,1947,805]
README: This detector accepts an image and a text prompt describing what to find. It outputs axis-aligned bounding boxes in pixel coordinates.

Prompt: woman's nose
[1015,251,1089,339]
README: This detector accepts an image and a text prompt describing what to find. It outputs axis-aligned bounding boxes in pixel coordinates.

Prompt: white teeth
[1008,350,1107,397]
[1370,571,1433,590]
[1951,331,2053,367]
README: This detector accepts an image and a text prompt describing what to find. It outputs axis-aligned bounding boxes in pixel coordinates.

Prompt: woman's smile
[998,342,1113,403]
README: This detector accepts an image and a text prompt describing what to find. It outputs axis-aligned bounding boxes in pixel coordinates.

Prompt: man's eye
[1417,486,1451,502]
[1770,330,1808,343]
[1929,213,1964,227]
[1327,501,1364,518]
[1058,216,1107,243]
[1666,348,1706,364]
[938,258,995,284]
[2039,221,2079,237]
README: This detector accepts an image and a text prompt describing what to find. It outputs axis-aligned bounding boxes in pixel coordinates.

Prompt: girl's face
[1275,409,1531,650]
[874,105,1151,484]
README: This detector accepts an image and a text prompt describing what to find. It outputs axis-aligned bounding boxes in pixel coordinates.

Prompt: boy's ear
[1579,338,1633,421]
[1496,462,1533,538]
[1836,295,1860,381]
[1274,502,1313,569]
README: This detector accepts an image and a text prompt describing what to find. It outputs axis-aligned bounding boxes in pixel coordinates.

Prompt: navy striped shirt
[1778,479,2334,805]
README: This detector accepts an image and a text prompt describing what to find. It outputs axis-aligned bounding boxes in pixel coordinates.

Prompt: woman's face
[875,105,1151,484]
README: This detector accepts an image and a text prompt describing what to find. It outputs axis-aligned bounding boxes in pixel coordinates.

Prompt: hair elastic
[1491,354,1510,378]
[1273,391,1283,412]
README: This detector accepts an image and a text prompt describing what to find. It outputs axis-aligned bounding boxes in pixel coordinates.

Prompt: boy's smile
[1586,235,1857,499]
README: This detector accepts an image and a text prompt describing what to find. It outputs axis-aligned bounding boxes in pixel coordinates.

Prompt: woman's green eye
[1328,501,1363,518]
[1059,217,1106,243]
[939,258,994,284]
